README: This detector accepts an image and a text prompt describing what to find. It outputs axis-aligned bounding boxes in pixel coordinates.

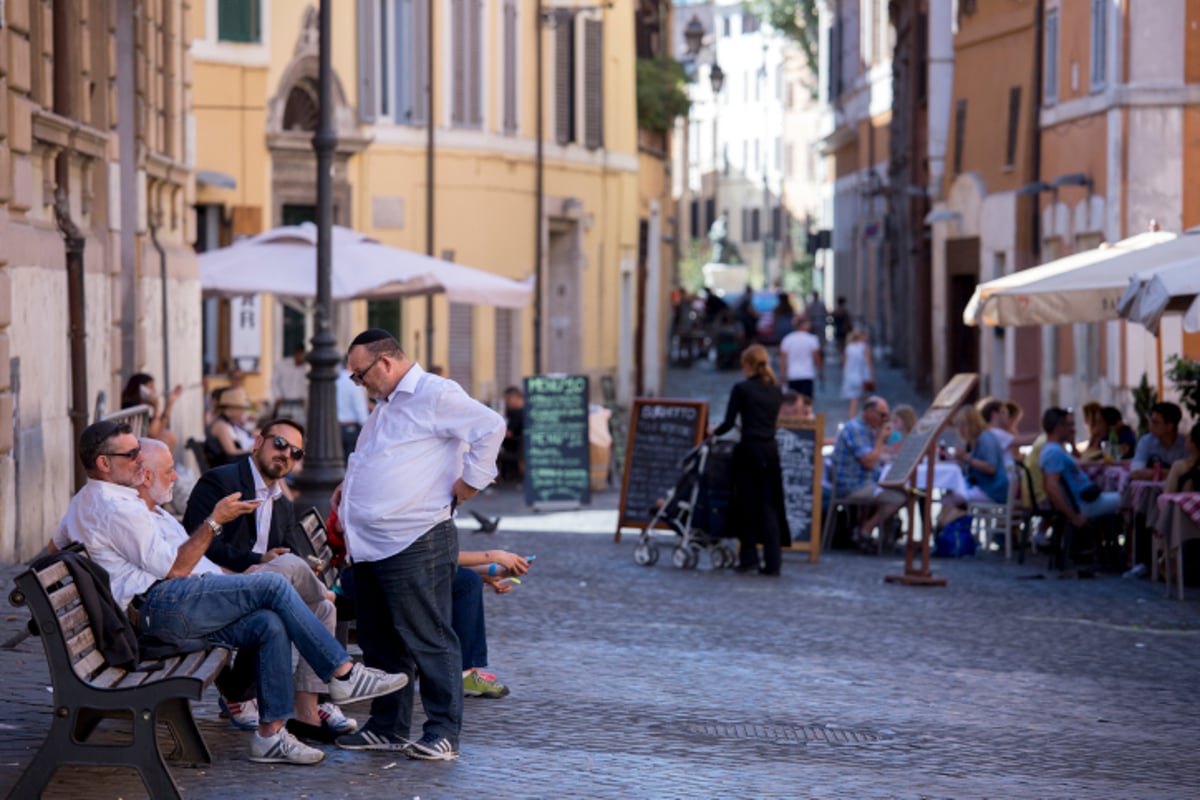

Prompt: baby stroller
[633,436,738,569]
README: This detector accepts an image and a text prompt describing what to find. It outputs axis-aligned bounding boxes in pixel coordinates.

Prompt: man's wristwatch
[205,517,223,536]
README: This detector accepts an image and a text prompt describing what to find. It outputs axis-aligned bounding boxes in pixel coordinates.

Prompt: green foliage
[1132,373,1156,437]
[676,238,711,294]
[1166,355,1200,421]
[781,255,815,296]
[636,57,691,135]
[746,0,819,96]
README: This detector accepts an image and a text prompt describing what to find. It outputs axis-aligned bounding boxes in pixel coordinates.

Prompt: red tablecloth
[1156,492,1200,527]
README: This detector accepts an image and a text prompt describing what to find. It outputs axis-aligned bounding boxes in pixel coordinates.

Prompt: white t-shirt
[779,330,821,380]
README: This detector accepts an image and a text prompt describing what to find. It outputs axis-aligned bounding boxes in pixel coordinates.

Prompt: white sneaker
[219,696,260,730]
[318,702,358,734]
[249,728,325,765]
[328,662,409,705]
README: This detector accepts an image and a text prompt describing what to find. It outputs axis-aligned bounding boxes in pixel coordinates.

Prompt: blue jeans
[353,520,461,743]
[140,572,350,724]
[1081,491,1122,520]
[452,567,487,671]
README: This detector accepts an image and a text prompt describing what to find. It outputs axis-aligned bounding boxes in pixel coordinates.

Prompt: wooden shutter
[218,0,260,42]
[1004,86,1021,168]
[467,0,483,127]
[448,303,475,397]
[494,309,519,392]
[554,12,575,145]
[503,0,518,134]
[410,0,429,124]
[583,18,603,150]
[953,99,966,175]
[451,0,465,125]
[357,0,377,122]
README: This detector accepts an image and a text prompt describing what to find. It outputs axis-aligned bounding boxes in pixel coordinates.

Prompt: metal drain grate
[685,722,883,745]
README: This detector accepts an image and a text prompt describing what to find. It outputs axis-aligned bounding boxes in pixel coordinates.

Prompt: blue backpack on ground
[934,515,976,558]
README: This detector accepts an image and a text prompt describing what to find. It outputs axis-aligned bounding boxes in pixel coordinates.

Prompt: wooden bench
[7,556,230,800]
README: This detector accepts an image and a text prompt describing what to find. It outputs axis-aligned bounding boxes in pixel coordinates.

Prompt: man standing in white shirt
[779,317,823,400]
[332,329,506,760]
[271,345,309,420]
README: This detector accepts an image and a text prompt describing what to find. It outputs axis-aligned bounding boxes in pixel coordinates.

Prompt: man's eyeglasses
[271,437,305,461]
[103,447,141,461]
[350,354,383,385]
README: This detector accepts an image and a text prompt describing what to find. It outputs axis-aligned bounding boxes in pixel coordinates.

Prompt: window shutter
[1004,86,1021,167]
[218,0,260,43]
[503,0,518,134]
[494,309,519,391]
[357,0,377,122]
[953,98,966,174]
[451,0,465,125]
[583,18,603,150]
[410,0,429,124]
[468,0,483,127]
[554,12,575,145]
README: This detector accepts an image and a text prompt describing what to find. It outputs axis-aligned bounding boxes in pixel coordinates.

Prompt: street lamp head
[684,16,705,57]
[710,62,725,94]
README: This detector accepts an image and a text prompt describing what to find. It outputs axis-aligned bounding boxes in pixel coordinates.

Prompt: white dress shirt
[54,480,218,609]
[336,367,370,425]
[340,363,506,563]
[247,457,283,554]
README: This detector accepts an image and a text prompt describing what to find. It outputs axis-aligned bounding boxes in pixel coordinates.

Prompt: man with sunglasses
[53,420,410,765]
[184,418,357,740]
[331,329,506,760]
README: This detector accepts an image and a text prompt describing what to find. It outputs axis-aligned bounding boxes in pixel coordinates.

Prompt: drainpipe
[425,0,436,366]
[54,1,87,490]
[149,216,170,389]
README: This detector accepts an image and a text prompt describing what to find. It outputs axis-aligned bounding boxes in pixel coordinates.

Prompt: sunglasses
[103,447,141,461]
[350,354,384,385]
[271,436,305,461]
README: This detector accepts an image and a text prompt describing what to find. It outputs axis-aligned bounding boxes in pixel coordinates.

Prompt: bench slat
[92,666,130,688]
[58,604,91,638]
[174,650,208,678]
[35,561,71,589]
[66,626,97,661]
[191,647,230,687]
[73,648,106,681]
[48,583,80,612]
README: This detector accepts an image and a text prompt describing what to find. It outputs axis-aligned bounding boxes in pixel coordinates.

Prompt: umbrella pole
[1157,327,1165,401]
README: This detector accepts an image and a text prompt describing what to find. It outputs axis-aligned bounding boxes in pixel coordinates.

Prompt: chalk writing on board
[523,375,590,506]
[776,426,817,543]
[619,400,707,527]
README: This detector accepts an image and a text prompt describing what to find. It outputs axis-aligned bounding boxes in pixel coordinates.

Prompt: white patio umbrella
[1116,229,1200,334]
[199,223,534,309]
[962,230,1177,327]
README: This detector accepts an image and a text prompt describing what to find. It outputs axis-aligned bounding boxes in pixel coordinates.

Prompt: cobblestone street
[1,359,1198,799]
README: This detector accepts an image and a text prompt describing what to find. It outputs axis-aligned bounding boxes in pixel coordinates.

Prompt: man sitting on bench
[52,419,410,766]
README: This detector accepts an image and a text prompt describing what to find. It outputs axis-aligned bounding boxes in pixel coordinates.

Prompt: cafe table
[1153,492,1200,600]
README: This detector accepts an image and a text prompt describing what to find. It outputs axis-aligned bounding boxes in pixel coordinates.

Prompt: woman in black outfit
[711,344,790,575]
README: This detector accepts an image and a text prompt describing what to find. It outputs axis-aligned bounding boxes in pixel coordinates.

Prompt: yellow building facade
[192,0,643,407]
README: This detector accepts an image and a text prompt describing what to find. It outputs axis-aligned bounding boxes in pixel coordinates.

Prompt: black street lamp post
[293,0,344,516]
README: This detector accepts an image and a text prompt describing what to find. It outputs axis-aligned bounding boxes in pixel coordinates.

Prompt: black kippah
[350,328,395,347]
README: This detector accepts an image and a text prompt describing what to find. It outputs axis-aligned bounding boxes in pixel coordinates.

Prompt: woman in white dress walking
[840,329,875,418]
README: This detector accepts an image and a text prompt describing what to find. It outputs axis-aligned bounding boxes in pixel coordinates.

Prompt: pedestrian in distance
[779,316,823,400]
[840,329,876,419]
[710,344,789,576]
[332,329,506,760]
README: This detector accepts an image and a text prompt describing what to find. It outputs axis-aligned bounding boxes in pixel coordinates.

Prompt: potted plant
[1132,373,1155,436]
[1166,355,1200,421]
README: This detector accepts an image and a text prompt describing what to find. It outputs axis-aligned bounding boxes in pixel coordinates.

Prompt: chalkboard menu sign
[777,414,824,561]
[523,374,591,508]
[615,399,708,540]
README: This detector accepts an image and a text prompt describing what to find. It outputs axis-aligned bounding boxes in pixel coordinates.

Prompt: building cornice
[1041,83,1200,128]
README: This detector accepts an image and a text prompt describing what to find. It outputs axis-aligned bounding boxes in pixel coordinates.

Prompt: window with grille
[218,0,261,42]
[503,0,519,134]
[554,12,576,144]
[583,18,604,149]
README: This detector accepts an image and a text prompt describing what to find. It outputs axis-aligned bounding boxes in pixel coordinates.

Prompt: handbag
[862,379,876,392]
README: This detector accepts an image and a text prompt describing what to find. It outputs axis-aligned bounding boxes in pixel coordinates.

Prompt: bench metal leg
[4,720,69,800]
[158,698,213,765]
[132,707,185,800]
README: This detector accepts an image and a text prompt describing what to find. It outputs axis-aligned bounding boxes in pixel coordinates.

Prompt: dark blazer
[183,456,304,573]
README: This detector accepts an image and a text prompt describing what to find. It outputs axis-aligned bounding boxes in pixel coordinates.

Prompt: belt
[126,580,165,635]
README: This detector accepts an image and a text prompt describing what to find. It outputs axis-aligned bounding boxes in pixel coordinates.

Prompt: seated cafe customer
[1163,425,1200,494]
[1039,407,1121,527]
[1130,402,1189,480]
[829,396,904,545]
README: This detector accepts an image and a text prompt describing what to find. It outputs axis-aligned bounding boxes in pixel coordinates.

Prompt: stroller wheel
[634,542,659,566]
[672,546,692,569]
[710,545,734,570]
